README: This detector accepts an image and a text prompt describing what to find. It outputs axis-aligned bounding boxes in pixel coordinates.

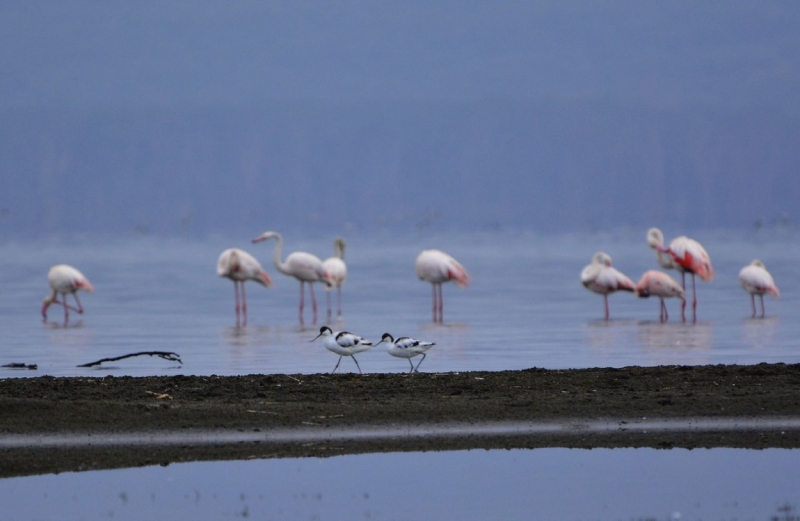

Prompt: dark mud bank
[2,363,800,478]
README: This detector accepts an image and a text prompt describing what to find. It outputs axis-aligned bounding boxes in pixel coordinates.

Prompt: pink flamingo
[415,249,471,323]
[41,264,94,322]
[581,252,635,320]
[635,270,686,322]
[217,248,273,327]
[322,237,347,320]
[647,228,714,322]
[739,260,779,318]
[252,231,329,325]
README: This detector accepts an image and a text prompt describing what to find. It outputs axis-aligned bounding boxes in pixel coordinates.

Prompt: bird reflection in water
[743,316,779,350]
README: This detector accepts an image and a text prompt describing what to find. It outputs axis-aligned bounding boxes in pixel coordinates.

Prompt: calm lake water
[1,448,798,520]
[1,228,798,377]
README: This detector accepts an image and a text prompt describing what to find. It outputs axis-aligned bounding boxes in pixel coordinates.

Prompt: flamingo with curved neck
[252,231,329,324]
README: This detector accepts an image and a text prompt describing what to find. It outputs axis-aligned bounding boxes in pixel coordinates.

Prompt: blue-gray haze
[1,1,799,237]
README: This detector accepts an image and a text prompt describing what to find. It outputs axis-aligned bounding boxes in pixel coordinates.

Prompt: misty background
[1,1,799,237]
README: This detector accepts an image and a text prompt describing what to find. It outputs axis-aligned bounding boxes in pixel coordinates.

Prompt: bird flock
[582,227,780,322]
[40,226,779,373]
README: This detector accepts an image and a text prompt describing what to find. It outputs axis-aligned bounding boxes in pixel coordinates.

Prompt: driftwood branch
[2,363,38,370]
[77,351,182,368]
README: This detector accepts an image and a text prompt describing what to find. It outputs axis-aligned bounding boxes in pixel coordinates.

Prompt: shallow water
[1,448,798,520]
[1,228,798,377]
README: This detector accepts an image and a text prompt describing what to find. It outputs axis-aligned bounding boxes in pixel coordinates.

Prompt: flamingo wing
[739,265,779,297]
[669,237,714,281]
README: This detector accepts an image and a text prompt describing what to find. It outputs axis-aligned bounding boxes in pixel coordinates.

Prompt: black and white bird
[375,333,436,373]
[311,326,373,374]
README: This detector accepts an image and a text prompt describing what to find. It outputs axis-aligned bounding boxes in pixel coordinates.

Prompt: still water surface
[1,228,798,377]
[1,448,798,520]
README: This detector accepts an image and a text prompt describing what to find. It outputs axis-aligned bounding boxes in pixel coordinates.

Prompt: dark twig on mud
[2,363,38,370]
[77,351,182,368]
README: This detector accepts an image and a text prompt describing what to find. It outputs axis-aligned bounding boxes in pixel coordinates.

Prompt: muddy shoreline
[2,363,800,478]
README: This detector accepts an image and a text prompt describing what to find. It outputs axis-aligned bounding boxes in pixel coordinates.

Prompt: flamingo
[739,260,779,318]
[217,248,273,327]
[310,326,373,374]
[415,249,471,323]
[41,264,94,323]
[322,237,347,320]
[647,228,714,322]
[580,252,636,320]
[252,231,329,324]
[375,333,436,373]
[635,270,686,322]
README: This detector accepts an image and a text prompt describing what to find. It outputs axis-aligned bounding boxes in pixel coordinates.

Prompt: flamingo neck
[270,234,292,275]
[41,290,57,314]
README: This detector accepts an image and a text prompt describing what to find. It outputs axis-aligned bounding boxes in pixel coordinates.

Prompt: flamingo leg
[750,294,756,318]
[680,272,687,322]
[52,298,82,314]
[351,355,362,374]
[437,283,444,323]
[337,286,342,317]
[414,352,427,373]
[234,281,241,326]
[326,291,332,321]
[691,273,697,323]
[241,281,248,327]
[310,282,318,324]
[299,281,305,325]
[603,295,609,321]
[663,299,669,322]
[431,283,437,322]
[759,294,765,318]
[331,355,343,374]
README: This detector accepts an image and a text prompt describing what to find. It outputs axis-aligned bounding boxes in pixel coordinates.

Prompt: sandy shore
[2,363,799,478]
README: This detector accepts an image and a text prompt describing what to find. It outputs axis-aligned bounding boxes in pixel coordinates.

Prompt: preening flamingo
[580,252,635,320]
[310,326,373,374]
[217,248,273,327]
[322,237,347,319]
[739,260,779,318]
[41,264,94,322]
[415,249,471,323]
[375,333,436,373]
[252,231,329,324]
[635,270,685,322]
[647,228,714,322]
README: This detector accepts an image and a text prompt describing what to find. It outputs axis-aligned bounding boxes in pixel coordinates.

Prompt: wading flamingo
[310,326,373,374]
[739,260,779,318]
[581,252,635,320]
[41,265,94,322]
[647,228,714,322]
[375,333,436,373]
[635,270,686,322]
[217,248,273,327]
[252,231,329,325]
[415,249,471,323]
[322,237,347,320]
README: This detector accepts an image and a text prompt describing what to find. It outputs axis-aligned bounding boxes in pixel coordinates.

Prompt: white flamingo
[217,248,273,327]
[322,237,347,319]
[739,260,779,318]
[415,249,471,323]
[41,265,94,322]
[252,231,329,324]
[647,228,715,322]
[581,252,635,320]
[310,326,373,374]
[375,333,436,373]
[635,270,686,322]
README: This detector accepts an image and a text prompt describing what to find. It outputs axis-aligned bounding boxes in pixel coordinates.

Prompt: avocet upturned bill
[375,333,436,373]
[310,326,373,374]
[41,264,95,323]
[739,260,779,318]
[580,252,635,320]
